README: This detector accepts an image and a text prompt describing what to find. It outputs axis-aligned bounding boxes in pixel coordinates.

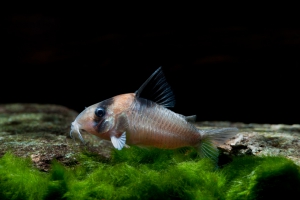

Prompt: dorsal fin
[135,67,175,108]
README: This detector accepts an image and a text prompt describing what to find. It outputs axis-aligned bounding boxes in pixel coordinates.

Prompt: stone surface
[1,104,299,171]
[0,104,112,171]
[196,121,300,166]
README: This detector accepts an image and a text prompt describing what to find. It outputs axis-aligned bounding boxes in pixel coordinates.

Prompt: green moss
[1,148,300,200]
[44,161,73,200]
[0,152,48,200]
[223,156,300,199]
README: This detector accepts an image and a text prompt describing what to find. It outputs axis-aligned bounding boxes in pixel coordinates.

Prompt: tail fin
[197,128,238,162]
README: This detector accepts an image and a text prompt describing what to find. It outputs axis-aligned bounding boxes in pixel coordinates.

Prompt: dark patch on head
[97,97,114,109]
[93,97,114,133]
[93,98,114,123]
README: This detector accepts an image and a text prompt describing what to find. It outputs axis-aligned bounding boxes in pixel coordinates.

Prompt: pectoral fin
[111,132,126,150]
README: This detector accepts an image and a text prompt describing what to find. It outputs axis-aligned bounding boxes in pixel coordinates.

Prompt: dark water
[2,12,300,124]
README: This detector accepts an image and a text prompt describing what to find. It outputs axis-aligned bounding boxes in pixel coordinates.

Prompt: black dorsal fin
[135,67,175,108]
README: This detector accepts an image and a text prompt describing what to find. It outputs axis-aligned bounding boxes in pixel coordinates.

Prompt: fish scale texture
[127,98,200,148]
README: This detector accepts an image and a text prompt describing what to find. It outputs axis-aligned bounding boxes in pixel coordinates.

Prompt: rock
[1,104,300,171]
[230,134,243,146]
[0,103,112,171]
[196,121,300,166]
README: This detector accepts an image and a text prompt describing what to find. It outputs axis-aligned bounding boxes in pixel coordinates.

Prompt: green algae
[0,104,80,170]
[1,104,300,199]
[65,148,226,200]
[0,152,48,200]
[223,156,300,199]
[1,147,300,200]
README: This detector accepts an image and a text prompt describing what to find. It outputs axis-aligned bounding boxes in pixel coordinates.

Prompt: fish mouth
[70,121,85,143]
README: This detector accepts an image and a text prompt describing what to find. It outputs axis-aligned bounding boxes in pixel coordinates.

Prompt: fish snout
[70,121,85,142]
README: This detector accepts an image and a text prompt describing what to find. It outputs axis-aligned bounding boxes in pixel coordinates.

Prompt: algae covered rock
[1,104,300,199]
[0,103,112,171]
[196,121,300,166]
[1,103,300,171]
[1,144,300,199]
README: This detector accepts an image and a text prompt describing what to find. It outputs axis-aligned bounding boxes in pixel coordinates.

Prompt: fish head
[70,94,135,142]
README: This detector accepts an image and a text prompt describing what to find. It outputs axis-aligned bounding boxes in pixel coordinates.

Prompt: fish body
[122,93,201,149]
[70,67,238,160]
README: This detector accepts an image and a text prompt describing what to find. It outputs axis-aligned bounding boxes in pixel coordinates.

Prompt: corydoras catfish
[70,67,238,161]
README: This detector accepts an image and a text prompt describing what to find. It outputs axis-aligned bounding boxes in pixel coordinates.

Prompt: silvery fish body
[70,67,238,161]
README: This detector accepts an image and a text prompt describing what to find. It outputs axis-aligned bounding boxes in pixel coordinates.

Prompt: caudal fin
[197,127,238,162]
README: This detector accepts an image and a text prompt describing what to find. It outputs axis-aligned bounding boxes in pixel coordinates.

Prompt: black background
[2,7,300,124]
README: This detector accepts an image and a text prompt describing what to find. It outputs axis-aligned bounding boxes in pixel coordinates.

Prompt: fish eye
[95,107,105,118]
